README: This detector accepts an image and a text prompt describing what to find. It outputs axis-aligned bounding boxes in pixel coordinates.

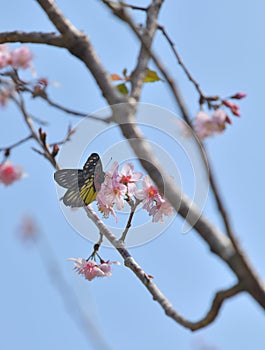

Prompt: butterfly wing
[54,169,82,189]
[79,153,104,205]
[62,185,86,207]
[54,153,104,207]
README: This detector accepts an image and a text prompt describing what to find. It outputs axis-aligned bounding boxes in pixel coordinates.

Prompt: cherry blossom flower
[97,162,127,211]
[11,46,33,69]
[149,200,174,223]
[119,162,142,196]
[194,109,228,139]
[96,161,141,220]
[0,161,25,186]
[0,44,11,69]
[135,175,162,211]
[68,258,120,281]
[96,163,173,223]
[97,188,117,222]
[135,175,173,223]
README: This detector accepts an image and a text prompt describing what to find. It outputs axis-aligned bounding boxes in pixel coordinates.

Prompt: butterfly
[54,153,105,207]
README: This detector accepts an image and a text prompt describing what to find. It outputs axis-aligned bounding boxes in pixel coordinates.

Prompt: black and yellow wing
[54,153,104,208]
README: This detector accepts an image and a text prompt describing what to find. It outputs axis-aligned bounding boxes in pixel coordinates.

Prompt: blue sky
[1,1,265,350]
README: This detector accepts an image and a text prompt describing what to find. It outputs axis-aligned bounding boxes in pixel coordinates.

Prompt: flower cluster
[194,109,229,139]
[97,162,142,221]
[0,44,44,107]
[135,176,174,223]
[0,161,24,186]
[69,258,120,281]
[0,44,33,70]
[96,162,174,223]
[193,92,246,140]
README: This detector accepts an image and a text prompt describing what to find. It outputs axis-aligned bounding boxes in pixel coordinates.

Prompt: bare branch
[0,134,33,156]
[12,93,58,169]
[129,0,164,99]
[119,3,148,11]
[101,0,192,126]
[36,0,125,106]
[32,90,113,122]
[100,4,265,309]
[115,118,265,309]
[157,24,205,101]
[189,282,244,331]
[0,31,64,47]
[83,205,244,330]
[14,0,264,319]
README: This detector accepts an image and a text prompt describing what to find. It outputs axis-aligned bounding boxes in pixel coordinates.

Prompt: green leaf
[116,83,129,95]
[144,68,162,83]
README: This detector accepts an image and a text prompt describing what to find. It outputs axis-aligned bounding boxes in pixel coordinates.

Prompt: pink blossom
[193,109,227,139]
[135,175,173,222]
[0,44,11,69]
[0,89,13,107]
[0,161,24,186]
[105,162,127,209]
[149,200,174,223]
[11,46,33,69]
[135,175,162,212]
[96,162,127,218]
[96,188,118,222]
[69,258,119,281]
[119,162,142,196]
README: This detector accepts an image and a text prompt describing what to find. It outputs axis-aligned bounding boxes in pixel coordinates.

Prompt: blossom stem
[119,198,141,242]
[0,133,33,158]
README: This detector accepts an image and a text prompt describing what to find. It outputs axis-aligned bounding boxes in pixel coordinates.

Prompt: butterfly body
[54,153,104,207]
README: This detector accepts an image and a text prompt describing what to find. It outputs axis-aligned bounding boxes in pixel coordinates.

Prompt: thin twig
[12,93,58,169]
[36,92,113,121]
[157,24,205,101]
[0,134,33,153]
[119,198,140,242]
[157,25,241,250]
[189,282,244,331]
[119,3,148,11]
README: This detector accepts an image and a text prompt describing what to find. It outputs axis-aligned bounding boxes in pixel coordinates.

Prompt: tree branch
[128,0,164,100]
[116,119,265,309]
[102,1,191,125]
[36,0,126,106]
[31,0,265,317]
[0,31,64,47]
[83,205,244,330]
[189,282,244,331]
